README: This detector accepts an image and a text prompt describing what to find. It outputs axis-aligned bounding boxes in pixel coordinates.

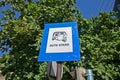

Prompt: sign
[46,27,73,53]
[38,22,81,62]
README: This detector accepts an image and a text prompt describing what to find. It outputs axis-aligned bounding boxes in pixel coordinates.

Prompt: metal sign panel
[38,22,81,62]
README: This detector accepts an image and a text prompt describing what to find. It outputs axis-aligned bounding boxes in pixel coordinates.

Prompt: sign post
[38,22,81,80]
[56,62,62,80]
[38,22,81,62]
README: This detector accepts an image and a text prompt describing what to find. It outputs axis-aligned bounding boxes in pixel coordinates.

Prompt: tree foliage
[0,0,81,80]
[0,0,120,80]
[80,12,120,80]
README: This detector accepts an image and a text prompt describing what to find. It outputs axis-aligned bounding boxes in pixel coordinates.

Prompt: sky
[76,0,115,18]
[0,4,20,22]
[0,0,115,19]
[0,0,116,57]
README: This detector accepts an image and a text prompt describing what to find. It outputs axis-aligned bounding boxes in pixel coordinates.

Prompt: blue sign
[38,22,81,62]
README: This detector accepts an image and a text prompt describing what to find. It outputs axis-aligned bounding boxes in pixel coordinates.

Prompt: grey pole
[56,62,62,80]
[86,69,94,80]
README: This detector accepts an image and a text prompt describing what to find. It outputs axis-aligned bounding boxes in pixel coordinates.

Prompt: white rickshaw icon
[52,31,67,42]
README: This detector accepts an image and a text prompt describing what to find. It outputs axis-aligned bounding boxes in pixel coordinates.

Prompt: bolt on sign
[38,22,81,62]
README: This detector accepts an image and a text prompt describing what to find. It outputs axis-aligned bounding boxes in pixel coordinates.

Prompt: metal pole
[56,62,62,80]
[86,69,94,80]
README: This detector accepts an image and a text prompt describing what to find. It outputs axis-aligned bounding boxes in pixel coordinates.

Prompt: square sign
[46,27,73,53]
[38,22,81,62]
